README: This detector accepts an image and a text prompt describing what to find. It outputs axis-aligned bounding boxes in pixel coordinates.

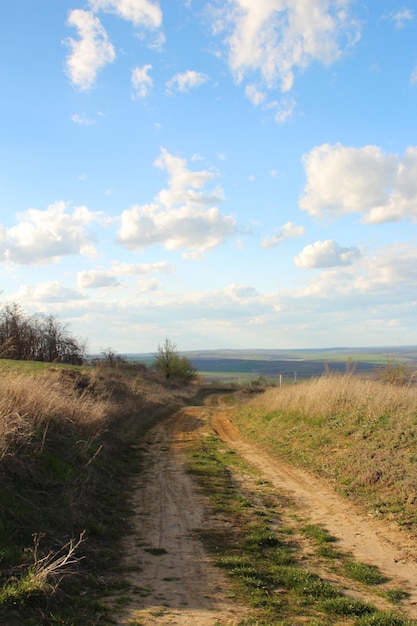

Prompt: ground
[112,400,417,625]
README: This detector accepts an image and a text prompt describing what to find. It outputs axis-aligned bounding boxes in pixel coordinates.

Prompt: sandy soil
[114,403,417,624]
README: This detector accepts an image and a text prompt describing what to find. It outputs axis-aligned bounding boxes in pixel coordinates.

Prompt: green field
[123,346,417,383]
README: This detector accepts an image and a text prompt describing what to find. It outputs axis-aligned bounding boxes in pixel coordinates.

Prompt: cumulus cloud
[292,243,417,308]
[355,243,417,291]
[88,0,162,28]
[212,0,360,92]
[77,270,120,289]
[65,2,163,90]
[132,64,153,98]
[77,260,174,288]
[112,260,175,275]
[166,70,209,93]
[154,148,224,208]
[300,143,417,224]
[116,149,236,254]
[4,201,101,265]
[13,282,87,303]
[411,66,417,85]
[118,203,236,253]
[262,222,305,248]
[294,239,361,268]
[65,9,116,90]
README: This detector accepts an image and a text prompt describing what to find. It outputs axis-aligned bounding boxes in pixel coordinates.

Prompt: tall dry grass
[251,374,417,424]
[0,370,111,460]
[0,363,200,621]
[234,374,417,531]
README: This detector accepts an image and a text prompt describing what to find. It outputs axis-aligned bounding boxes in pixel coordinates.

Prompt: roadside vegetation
[186,429,416,625]
[232,368,417,532]
[0,358,198,625]
[2,301,417,624]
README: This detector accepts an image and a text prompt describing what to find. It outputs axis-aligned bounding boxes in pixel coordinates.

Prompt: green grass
[343,561,389,585]
[185,432,417,625]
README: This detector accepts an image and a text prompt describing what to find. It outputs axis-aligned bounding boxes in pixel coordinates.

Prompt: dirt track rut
[115,404,417,624]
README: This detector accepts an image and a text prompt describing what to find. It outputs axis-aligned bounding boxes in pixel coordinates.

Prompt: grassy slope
[232,373,417,532]
[0,360,198,625]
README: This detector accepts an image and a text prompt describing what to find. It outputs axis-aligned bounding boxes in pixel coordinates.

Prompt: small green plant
[356,611,415,625]
[319,596,374,616]
[343,561,388,585]
[382,588,410,603]
[300,524,337,544]
[0,533,85,605]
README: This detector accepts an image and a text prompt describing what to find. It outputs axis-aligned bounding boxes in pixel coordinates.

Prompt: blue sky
[1,0,417,354]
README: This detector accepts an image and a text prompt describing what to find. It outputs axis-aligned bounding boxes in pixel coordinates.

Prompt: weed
[300,524,337,544]
[382,588,411,603]
[343,561,388,585]
[319,596,374,616]
[356,611,416,625]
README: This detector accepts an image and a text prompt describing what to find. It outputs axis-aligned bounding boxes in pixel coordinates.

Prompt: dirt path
[115,403,417,624]
[114,408,249,625]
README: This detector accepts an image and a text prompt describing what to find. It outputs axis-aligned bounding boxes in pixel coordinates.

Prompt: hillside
[2,359,417,624]
[124,346,417,382]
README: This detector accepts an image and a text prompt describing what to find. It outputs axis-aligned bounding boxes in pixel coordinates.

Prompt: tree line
[0,304,85,365]
[0,304,198,380]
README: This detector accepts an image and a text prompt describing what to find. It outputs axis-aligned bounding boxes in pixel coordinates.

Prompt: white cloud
[262,222,305,248]
[65,10,116,90]
[300,143,417,224]
[112,260,175,275]
[166,70,209,93]
[245,83,266,106]
[355,243,417,291]
[117,203,236,253]
[0,225,7,261]
[77,270,120,289]
[294,239,361,268]
[132,64,153,98]
[71,113,96,125]
[411,66,417,85]
[115,150,235,254]
[13,282,87,303]
[154,148,223,208]
[223,284,259,298]
[382,9,414,29]
[292,243,417,307]
[88,0,162,28]
[4,201,101,265]
[212,0,360,92]
[268,96,296,123]
[77,260,175,288]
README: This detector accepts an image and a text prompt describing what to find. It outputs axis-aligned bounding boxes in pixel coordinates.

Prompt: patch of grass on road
[185,433,417,626]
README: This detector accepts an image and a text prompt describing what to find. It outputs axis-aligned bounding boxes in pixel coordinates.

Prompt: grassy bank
[0,361,198,625]
[186,431,416,625]
[232,373,417,532]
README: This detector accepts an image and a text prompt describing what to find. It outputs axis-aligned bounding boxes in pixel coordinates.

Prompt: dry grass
[0,361,200,624]
[0,371,110,460]
[234,373,417,530]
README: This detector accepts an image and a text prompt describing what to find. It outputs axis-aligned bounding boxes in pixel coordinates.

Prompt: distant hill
[122,346,417,383]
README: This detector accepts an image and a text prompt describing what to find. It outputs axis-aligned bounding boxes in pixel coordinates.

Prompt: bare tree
[0,304,86,364]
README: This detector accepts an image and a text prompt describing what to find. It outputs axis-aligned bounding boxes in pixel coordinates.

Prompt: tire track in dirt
[114,407,249,626]
[114,402,417,624]
[211,410,417,619]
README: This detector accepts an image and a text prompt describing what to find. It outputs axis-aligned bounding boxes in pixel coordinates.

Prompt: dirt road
[115,403,417,624]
